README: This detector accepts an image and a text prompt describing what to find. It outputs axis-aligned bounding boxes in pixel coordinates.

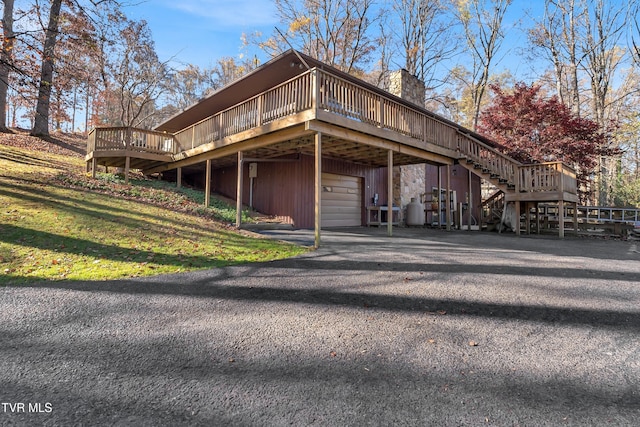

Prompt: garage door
[321,173,362,227]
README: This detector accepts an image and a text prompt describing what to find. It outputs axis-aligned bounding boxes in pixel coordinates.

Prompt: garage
[321,173,362,227]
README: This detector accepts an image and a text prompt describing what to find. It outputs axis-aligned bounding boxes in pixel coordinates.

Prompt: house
[86,50,579,247]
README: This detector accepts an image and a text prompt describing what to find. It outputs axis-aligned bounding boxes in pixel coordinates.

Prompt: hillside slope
[0,130,307,285]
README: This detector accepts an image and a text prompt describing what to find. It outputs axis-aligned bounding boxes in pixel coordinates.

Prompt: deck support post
[515,201,521,236]
[437,166,442,227]
[558,199,565,238]
[387,149,393,237]
[204,160,211,207]
[445,164,451,231]
[124,156,130,185]
[91,158,97,178]
[236,152,244,228]
[314,133,322,248]
[467,168,472,231]
[572,201,578,235]
[177,167,182,189]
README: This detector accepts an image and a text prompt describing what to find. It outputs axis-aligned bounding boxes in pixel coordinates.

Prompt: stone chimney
[388,69,427,218]
[389,69,426,106]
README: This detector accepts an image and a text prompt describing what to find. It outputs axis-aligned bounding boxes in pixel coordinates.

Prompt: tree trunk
[31,0,63,137]
[0,0,15,132]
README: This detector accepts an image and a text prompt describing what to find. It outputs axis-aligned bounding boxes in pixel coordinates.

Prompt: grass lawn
[0,135,308,285]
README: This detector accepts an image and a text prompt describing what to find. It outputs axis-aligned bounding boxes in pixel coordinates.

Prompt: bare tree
[528,0,577,112]
[529,0,632,205]
[453,0,512,130]
[266,0,378,74]
[106,19,171,128]
[31,0,62,137]
[392,0,455,93]
[0,0,15,132]
[583,0,627,127]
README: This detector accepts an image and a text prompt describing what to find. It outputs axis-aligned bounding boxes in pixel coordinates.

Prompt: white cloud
[165,0,279,28]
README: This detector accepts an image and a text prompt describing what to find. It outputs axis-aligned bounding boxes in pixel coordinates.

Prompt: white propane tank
[406,197,424,226]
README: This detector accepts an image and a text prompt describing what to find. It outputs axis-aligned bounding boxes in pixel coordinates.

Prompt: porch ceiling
[177,133,430,173]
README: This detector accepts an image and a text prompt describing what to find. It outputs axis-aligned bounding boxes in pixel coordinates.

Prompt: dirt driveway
[1,228,639,426]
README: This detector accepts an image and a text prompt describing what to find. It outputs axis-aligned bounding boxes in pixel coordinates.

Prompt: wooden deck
[86,64,579,240]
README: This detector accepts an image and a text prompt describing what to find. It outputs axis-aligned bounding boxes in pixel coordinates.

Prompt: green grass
[0,144,308,285]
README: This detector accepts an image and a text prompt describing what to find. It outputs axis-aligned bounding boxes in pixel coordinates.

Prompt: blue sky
[125,0,280,68]
[126,1,638,83]
[125,0,542,73]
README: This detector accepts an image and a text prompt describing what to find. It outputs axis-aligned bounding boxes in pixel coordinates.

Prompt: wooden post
[445,164,451,231]
[312,69,319,114]
[91,158,97,178]
[124,156,130,185]
[573,201,578,236]
[125,127,132,150]
[467,168,472,231]
[387,149,393,237]
[558,200,564,238]
[236,152,243,228]
[314,132,322,248]
[204,160,211,207]
[257,95,263,127]
[437,166,442,227]
[177,167,182,189]
[515,201,521,236]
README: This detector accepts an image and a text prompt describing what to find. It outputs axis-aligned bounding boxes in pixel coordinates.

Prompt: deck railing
[575,206,640,225]
[317,70,459,151]
[457,134,519,186]
[518,162,576,194]
[88,68,577,199]
[173,71,314,151]
[88,127,177,154]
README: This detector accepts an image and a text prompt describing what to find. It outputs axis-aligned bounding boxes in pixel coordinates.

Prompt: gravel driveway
[1,228,639,426]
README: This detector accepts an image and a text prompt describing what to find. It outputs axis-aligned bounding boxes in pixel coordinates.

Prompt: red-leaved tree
[477,82,619,203]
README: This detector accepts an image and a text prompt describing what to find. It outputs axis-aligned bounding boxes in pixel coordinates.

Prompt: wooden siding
[211,154,388,228]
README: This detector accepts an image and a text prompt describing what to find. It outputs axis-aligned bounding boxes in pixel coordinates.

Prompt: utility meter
[249,162,257,178]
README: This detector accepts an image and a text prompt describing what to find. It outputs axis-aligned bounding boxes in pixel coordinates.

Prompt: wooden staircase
[455,132,579,236]
[479,190,506,231]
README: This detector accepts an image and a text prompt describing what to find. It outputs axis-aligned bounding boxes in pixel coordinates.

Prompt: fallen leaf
[330,351,337,358]
[228,357,235,363]
[469,341,478,347]
[437,310,447,315]
[428,339,436,344]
